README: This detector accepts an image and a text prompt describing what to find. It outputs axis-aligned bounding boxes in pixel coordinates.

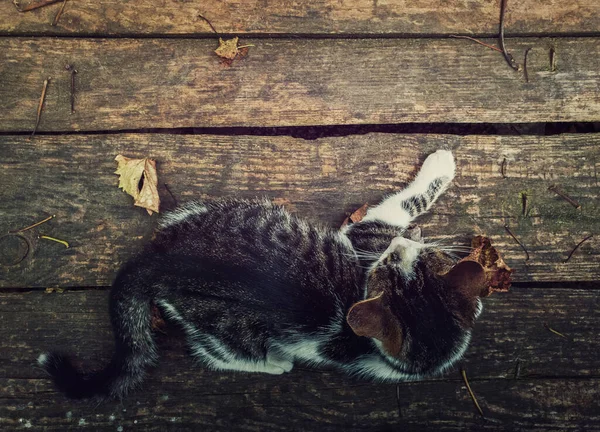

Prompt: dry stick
[11,215,56,233]
[13,0,61,12]
[500,158,507,178]
[564,235,593,263]
[499,0,519,71]
[51,0,67,26]
[164,183,178,206]
[514,359,521,379]
[65,65,77,114]
[550,47,557,72]
[0,233,31,266]
[32,77,51,136]
[39,235,69,248]
[449,35,503,53]
[198,14,218,34]
[523,48,532,82]
[544,323,567,339]
[521,192,528,216]
[461,369,484,417]
[548,184,581,209]
[395,385,403,418]
[504,224,530,260]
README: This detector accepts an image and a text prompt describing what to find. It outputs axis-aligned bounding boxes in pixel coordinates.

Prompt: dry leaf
[115,155,160,215]
[215,37,240,60]
[460,235,513,297]
[45,287,65,293]
[341,203,369,227]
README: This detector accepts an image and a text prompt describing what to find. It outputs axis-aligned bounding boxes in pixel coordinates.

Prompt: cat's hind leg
[362,150,455,228]
[191,336,293,375]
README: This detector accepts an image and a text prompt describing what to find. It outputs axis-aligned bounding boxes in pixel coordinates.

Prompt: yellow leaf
[215,37,240,60]
[115,155,160,215]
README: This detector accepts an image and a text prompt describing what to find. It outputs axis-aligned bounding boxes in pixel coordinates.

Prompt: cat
[38,149,487,400]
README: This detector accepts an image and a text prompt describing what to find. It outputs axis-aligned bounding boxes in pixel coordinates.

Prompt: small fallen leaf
[45,287,65,293]
[341,203,369,227]
[215,37,240,60]
[115,155,160,215]
[215,37,254,64]
[460,235,513,296]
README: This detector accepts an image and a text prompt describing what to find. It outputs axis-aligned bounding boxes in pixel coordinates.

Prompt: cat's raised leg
[362,150,455,227]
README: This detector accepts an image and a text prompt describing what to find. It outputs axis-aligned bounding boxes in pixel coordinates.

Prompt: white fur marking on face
[375,236,423,277]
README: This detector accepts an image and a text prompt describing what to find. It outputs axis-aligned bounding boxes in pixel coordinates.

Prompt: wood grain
[1,37,599,131]
[1,133,599,287]
[0,289,599,431]
[2,0,599,36]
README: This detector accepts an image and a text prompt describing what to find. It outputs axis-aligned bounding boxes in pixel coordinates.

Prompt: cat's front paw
[418,150,456,183]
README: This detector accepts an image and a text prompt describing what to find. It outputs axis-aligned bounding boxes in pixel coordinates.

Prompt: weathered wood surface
[1,133,598,287]
[1,289,599,431]
[1,38,600,131]
[3,0,599,36]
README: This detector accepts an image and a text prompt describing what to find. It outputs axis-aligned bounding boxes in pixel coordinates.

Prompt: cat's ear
[346,294,403,356]
[444,260,486,297]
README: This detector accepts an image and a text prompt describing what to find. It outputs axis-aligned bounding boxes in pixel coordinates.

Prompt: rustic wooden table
[1,1,599,430]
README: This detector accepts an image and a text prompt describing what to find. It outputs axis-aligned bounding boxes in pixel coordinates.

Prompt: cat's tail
[38,260,159,399]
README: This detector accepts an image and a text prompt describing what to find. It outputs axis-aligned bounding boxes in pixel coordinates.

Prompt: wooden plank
[2,0,599,36]
[2,289,599,379]
[2,378,599,431]
[1,37,599,131]
[1,133,599,287]
[1,289,599,431]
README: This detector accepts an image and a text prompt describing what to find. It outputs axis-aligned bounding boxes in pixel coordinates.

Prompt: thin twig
[65,65,77,113]
[32,77,51,136]
[51,0,67,26]
[514,359,521,379]
[198,14,218,34]
[550,47,557,72]
[521,192,528,216]
[504,224,530,260]
[564,235,593,263]
[461,369,484,417]
[544,323,567,339]
[501,158,507,178]
[164,183,178,206]
[0,233,31,266]
[449,35,503,53]
[548,184,581,210]
[395,385,403,418]
[11,215,56,233]
[13,0,61,12]
[523,48,532,82]
[39,235,69,248]
[499,0,519,71]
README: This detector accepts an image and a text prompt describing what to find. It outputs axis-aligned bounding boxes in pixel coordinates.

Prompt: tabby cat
[39,149,486,399]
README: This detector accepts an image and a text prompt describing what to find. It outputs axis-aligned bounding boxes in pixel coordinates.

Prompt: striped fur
[39,150,482,399]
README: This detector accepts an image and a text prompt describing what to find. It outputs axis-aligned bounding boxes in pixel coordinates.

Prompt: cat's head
[346,236,485,378]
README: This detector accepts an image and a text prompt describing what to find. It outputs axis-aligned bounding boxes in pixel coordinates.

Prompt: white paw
[418,150,456,183]
[266,354,294,373]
